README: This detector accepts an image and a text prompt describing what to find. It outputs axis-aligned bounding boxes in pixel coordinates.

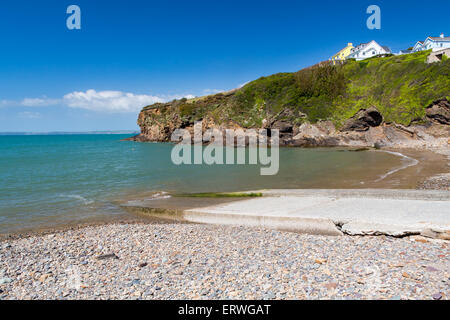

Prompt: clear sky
[0,0,448,132]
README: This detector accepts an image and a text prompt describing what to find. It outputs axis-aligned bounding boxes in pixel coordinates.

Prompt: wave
[147,192,172,200]
[375,150,419,182]
[59,194,94,205]
[124,192,172,206]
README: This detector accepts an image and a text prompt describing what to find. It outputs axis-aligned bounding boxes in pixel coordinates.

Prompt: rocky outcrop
[341,107,383,132]
[134,106,182,142]
[271,120,293,134]
[127,97,450,150]
[426,99,450,125]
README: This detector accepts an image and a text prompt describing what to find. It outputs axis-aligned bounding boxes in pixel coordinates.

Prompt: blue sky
[0,0,448,132]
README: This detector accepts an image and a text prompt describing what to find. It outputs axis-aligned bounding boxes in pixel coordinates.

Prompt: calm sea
[0,134,407,233]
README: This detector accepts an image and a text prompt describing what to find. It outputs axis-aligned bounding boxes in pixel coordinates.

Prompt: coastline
[1,139,449,301]
[379,147,449,190]
[3,0,450,303]
[0,146,448,240]
[1,146,448,300]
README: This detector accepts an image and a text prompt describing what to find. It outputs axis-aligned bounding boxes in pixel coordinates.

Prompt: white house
[412,34,450,52]
[412,41,424,52]
[347,40,391,60]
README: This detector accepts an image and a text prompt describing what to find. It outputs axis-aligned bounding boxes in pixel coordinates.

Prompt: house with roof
[346,40,391,61]
[412,34,450,52]
[412,41,424,52]
[330,43,354,64]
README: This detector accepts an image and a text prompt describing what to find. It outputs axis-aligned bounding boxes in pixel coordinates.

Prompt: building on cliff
[412,34,450,52]
[330,43,354,64]
[346,40,391,61]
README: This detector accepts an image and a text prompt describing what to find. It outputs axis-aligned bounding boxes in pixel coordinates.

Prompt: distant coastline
[0,130,139,136]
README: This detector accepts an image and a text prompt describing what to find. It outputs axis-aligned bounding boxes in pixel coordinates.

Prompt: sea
[0,134,418,234]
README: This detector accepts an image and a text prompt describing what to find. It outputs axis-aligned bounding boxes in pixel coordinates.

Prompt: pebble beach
[0,222,448,300]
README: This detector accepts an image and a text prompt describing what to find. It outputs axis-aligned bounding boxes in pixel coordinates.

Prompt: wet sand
[380,148,449,189]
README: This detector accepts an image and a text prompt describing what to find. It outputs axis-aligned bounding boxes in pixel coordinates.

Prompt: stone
[341,107,383,132]
[426,266,439,272]
[262,284,272,291]
[324,282,338,290]
[415,237,430,243]
[314,259,327,265]
[271,120,293,133]
[432,292,442,300]
[374,141,385,149]
[420,228,450,240]
[96,253,119,260]
[0,278,13,285]
[131,279,141,285]
[39,274,51,283]
[264,292,275,299]
[183,258,192,266]
[426,99,450,125]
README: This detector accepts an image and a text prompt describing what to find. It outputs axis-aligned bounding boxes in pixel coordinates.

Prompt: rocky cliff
[129,51,450,149]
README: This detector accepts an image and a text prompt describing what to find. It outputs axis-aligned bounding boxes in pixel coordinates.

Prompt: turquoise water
[0,134,403,233]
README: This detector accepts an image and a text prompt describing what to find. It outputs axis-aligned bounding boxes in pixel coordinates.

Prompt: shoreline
[0,212,192,242]
[374,150,419,182]
[2,176,448,300]
[381,147,449,190]
[0,146,448,240]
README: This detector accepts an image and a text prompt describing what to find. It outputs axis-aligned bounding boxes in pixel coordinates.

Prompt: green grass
[178,192,263,198]
[141,51,450,128]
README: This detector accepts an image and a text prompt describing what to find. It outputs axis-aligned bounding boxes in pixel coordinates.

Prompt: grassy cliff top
[142,50,450,128]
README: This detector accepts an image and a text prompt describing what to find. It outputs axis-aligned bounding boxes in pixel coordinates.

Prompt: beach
[2,133,448,234]
[2,0,449,305]
[1,185,449,300]
[0,223,448,300]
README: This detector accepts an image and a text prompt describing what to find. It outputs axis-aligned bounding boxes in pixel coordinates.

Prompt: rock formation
[125,97,449,150]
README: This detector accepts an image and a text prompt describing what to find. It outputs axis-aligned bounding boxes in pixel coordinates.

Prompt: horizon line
[0,130,139,135]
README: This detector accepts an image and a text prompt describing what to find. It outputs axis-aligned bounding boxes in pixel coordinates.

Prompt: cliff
[129,50,450,148]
